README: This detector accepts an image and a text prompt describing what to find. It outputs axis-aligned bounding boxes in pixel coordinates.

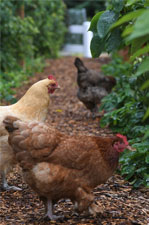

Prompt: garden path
[0,56,148,225]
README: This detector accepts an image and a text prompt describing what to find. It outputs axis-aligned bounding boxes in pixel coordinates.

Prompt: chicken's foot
[1,173,22,191]
[91,108,104,120]
[44,199,64,221]
[89,202,104,216]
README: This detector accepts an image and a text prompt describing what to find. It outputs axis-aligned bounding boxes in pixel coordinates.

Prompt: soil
[0,56,148,225]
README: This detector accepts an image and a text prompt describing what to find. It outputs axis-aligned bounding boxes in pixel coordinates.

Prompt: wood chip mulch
[0,56,148,225]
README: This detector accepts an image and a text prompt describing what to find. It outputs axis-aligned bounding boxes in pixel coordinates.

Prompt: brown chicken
[4,116,133,220]
[0,75,59,191]
[74,57,116,118]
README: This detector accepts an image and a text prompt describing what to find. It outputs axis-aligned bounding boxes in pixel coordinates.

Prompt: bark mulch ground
[0,56,148,225]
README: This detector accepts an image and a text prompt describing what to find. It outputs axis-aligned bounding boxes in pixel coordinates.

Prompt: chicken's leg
[91,105,103,120]
[1,172,21,191]
[44,199,63,221]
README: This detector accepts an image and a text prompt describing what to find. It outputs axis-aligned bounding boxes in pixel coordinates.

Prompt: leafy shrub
[0,0,38,71]
[90,0,149,187]
[120,140,149,188]
[89,0,149,58]
[64,0,105,18]
[26,0,66,58]
[0,57,45,104]
[99,55,149,188]
[0,0,66,102]
[0,0,66,71]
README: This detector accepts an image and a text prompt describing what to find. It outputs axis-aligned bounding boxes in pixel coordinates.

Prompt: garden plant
[90,0,149,187]
[0,0,66,103]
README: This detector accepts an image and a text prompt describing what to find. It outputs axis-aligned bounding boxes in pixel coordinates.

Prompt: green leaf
[90,34,105,58]
[89,11,104,32]
[134,179,143,188]
[126,0,140,6]
[143,129,149,139]
[126,10,149,41]
[141,80,149,90]
[143,107,149,121]
[112,0,125,13]
[111,9,145,29]
[145,0,149,7]
[134,57,149,77]
[130,45,149,62]
[122,24,133,36]
[106,28,122,52]
[145,153,149,164]
[130,35,149,55]
[97,10,118,38]
[125,170,135,180]
[136,167,147,173]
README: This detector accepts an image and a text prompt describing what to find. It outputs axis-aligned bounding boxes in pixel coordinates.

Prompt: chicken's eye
[113,141,118,147]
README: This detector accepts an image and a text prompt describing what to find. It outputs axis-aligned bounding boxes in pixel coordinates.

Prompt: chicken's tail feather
[3,116,34,171]
[3,116,20,133]
[74,57,88,73]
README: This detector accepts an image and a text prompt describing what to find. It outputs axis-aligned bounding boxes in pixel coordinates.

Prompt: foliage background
[90,0,149,187]
[0,0,66,103]
[64,0,105,18]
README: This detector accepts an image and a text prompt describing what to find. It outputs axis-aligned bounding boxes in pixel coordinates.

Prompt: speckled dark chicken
[74,57,116,117]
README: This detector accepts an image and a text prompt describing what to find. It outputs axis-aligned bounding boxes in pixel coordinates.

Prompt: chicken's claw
[89,202,104,216]
[44,199,64,221]
[44,214,64,221]
[1,174,22,191]
[2,184,22,191]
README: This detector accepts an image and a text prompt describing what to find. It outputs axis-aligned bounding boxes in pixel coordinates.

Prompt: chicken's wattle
[113,142,127,153]
[48,87,55,94]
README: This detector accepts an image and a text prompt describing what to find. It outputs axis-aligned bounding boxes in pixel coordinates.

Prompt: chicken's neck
[94,137,120,171]
[104,147,120,171]
[11,86,50,122]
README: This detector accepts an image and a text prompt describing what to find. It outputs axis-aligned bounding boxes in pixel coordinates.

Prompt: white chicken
[0,75,59,190]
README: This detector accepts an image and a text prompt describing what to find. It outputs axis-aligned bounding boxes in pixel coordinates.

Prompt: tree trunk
[18,4,25,68]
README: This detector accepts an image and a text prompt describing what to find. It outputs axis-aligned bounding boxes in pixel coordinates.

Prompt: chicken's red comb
[116,133,128,145]
[48,75,56,80]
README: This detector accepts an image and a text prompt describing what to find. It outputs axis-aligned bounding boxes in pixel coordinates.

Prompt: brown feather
[4,117,128,217]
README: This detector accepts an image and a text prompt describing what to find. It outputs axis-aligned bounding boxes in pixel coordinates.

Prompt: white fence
[63,21,93,58]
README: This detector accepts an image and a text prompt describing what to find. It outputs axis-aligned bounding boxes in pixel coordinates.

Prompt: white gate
[63,21,93,58]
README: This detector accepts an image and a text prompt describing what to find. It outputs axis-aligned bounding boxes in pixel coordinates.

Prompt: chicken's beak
[56,85,60,89]
[127,145,136,151]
